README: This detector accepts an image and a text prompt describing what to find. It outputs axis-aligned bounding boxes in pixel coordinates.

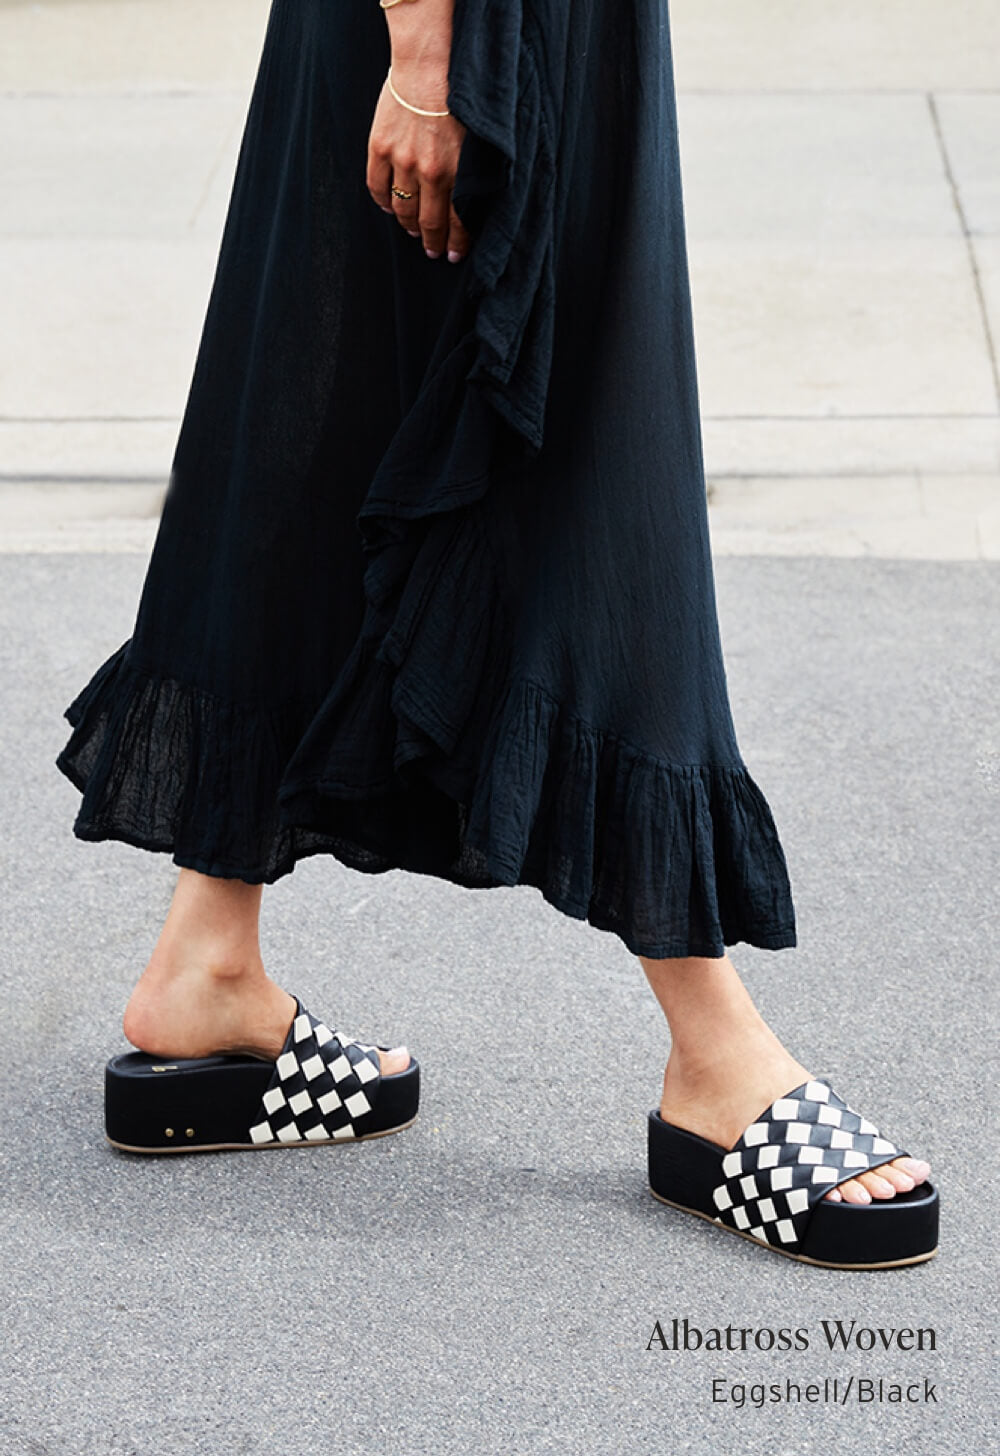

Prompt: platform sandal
[648,1078,938,1268]
[105,997,420,1154]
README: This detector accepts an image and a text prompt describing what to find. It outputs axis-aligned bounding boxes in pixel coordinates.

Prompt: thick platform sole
[105,1051,420,1154]
[648,1112,939,1269]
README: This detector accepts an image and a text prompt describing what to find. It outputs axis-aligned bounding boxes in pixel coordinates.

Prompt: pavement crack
[926,90,1000,410]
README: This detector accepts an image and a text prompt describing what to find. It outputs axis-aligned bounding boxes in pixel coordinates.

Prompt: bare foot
[659,1023,929,1206]
[122,867,409,1077]
[123,951,410,1076]
[638,951,929,1209]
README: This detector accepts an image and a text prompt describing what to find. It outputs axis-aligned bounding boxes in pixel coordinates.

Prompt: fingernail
[380,205,393,214]
[447,249,462,263]
[425,248,441,259]
[406,229,421,238]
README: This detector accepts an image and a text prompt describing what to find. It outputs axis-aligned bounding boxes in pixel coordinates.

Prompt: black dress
[55,0,797,960]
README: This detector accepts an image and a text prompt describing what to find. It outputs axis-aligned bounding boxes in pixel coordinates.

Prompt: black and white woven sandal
[648,1079,938,1268]
[105,998,419,1153]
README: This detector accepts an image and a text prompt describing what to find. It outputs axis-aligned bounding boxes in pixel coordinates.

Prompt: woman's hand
[367,0,471,263]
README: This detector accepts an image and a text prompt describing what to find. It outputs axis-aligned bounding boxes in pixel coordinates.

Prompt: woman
[55,0,937,1267]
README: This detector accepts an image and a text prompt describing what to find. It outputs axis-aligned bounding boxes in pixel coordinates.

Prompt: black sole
[648,1111,939,1269]
[105,1050,420,1154]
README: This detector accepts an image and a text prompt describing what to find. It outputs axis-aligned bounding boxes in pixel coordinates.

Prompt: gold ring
[390,185,415,200]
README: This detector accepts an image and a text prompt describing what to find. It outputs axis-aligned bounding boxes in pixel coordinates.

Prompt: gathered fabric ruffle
[55,640,345,881]
[57,632,795,958]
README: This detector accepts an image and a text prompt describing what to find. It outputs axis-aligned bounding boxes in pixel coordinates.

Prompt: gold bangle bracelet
[386,66,451,118]
[379,0,420,9]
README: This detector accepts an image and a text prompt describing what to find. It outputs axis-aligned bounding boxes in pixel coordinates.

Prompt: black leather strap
[248,1001,382,1145]
[710,1080,905,1251]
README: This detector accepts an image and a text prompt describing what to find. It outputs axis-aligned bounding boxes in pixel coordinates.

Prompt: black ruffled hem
[55,639,796,960]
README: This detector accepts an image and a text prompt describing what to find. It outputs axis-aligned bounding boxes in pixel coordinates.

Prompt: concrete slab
[690,239,995,417]
[670,0,1000,92]
[700,415,1000,480]
[0,94,247,238]
[0,0,272,92]
[934,93,1000,236]
[678,92,958,242]
[708,475,1000,559]
[977,504,1000,558]
[0,419,178,481]
[0,479,163,549]
[675,83,1000,476]
[0,238,218,417]
[973,238,1000,373]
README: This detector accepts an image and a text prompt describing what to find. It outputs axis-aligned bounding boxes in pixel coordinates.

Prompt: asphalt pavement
[1,550,997,1454]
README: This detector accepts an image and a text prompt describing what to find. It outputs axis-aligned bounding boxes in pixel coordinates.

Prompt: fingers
[415,188,472,261]
[389,170,422,239]
[386,178,470,263]
[418,176,450,259]
[366,135,395,215]
[366,133,470,261]
[446,199,472,264]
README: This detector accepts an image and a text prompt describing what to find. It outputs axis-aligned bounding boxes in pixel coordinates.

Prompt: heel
[647,1112,726,1217]
[105,1054,273,1151]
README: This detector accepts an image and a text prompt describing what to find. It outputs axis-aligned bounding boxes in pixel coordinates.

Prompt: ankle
[145,938,266,987]
[666,1018,802,1084]
[666,1004,778,1076]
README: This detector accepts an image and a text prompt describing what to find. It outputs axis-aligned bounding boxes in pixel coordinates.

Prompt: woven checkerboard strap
[710,1079,906,1251]
[248,1004,382,1145]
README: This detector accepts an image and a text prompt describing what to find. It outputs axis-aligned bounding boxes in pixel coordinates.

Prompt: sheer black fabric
[56,0,797,959]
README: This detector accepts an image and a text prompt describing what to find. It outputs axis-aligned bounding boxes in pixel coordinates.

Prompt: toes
[378,1044,410,1076]
[896,1156,931,1184]
[877,1163,917,1194]
[823,1156,931,1204]
[857,1169,898,1199]
[829,1178,871,1205]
